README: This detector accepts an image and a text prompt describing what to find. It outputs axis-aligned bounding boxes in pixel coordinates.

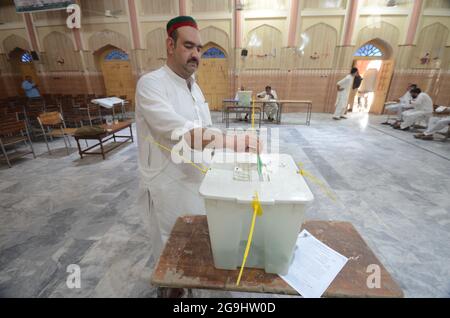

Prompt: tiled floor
[0,112,449,297]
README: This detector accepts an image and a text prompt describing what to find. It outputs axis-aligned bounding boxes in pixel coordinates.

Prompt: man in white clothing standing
[333,67,358,120]
[135,16,260,297]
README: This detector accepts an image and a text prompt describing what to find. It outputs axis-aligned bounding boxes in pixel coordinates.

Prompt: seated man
[393,88,433,130]
[21,76,41,99]
[414,113,450,140]
[257,85,278,121]
[385,83,417,123]
[235,85,249,121]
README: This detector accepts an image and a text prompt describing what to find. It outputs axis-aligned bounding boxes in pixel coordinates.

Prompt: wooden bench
[73,120,133,160]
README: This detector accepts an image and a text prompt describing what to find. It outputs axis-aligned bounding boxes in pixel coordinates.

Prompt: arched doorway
[8,48,40,96]
[95,45,135,110]
[351,39,395,114]
[196,44,229,111]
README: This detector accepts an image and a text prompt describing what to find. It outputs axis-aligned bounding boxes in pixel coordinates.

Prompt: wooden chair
[37,112,77,155]
[78,102,103,126]
[60,96,84,128]
[119,95,131,117]
[0,115,36,168]
[25,98,46,125]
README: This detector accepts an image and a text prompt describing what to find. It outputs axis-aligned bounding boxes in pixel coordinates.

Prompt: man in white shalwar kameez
[395,88,433,130]
[333,68,359,120]
[385,83,416,121]
[257,86,278,121]
[135,16,259,296]
[414,106,450,140]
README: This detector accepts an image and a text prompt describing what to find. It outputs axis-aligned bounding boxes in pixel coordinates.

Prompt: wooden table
[222,99,313,126]
[275,100,313,125]
[91,97,128,121]
[221,99,238,123]
[224,106,262,128]
[74,120,133,160]
[151,215,403,298]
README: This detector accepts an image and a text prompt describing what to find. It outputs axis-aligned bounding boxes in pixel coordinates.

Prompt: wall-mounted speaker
[31,51,39,61]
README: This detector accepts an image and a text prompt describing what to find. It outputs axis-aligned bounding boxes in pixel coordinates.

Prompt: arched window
[202,47,226,59]
[354,44,383,57]
[21,52,32,63]
[104,50,129,61]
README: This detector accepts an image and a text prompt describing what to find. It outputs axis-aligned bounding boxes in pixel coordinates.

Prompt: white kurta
[135,65,212,259]
[333,74,354,118]
[257,90,279,118]
[385,91,412,119]
[424,116,450,135]
[400,92,433,129]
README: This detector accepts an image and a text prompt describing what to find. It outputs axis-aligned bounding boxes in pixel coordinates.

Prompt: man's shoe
[332,117,340,120]
[421,134,433,140]
[157,287,186,298]
[414,133,425,139]
[340,116,347,119]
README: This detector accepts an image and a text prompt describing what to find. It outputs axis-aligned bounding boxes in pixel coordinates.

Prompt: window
[21,52,33,63]
[104,50,129,61]
[354,44,383,57]
[202,47,226,59]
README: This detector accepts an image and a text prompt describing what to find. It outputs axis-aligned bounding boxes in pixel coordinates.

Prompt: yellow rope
[297,162,337,202]
[145,136,208,175]
[236,192,263,286]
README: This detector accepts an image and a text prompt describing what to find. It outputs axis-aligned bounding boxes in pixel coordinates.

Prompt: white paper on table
[280,229,348,298]
[91,97,124,108]
[435,106,449,113]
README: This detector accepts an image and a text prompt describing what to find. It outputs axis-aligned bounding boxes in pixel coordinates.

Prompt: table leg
[277,103,282,124]
[307,103,312,126]
[76,138,83,159]
[129,125,134,142]
[99,138,106,160]
[259,109,262,128]
[222,103,225,123]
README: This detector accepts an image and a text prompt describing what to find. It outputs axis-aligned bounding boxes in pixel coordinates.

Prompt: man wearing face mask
[135,16,260,297]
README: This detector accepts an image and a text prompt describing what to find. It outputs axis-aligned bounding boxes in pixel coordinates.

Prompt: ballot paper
[280,230,348,298]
